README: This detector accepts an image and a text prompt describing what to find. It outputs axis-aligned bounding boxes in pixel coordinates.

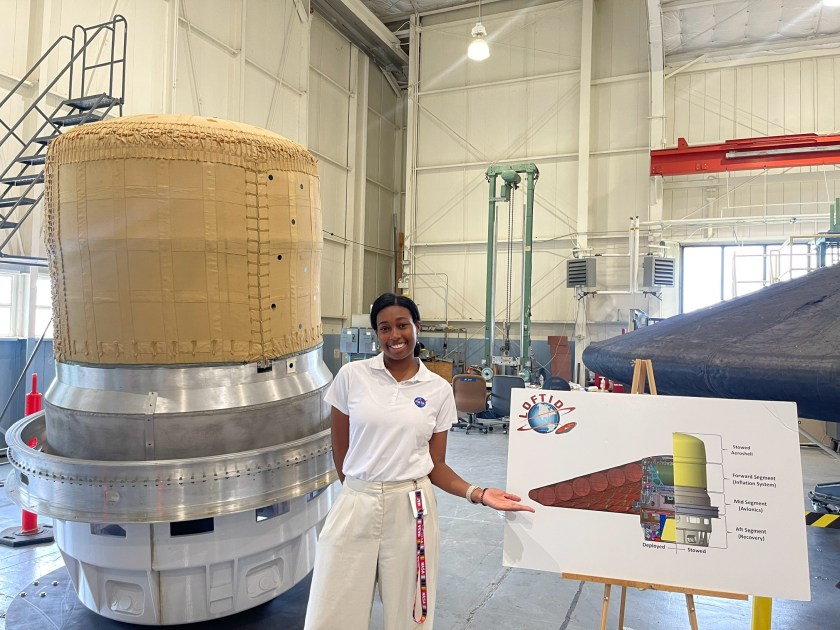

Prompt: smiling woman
[304,292,534,630]
[372,293,422,365]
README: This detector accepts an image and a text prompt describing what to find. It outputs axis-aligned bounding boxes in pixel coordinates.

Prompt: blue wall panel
[0,339,55,446]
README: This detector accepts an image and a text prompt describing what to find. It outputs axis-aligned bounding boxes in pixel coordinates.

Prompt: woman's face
[375,305,419,362]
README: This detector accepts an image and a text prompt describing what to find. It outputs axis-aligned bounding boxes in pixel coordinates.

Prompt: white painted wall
[405,0,652,340]
[309,14,403,327]
[310,13,354,326]
[662,53,840,247]
[363,65,402,310]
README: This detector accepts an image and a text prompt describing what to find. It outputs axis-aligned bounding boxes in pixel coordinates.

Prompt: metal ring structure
[44,346,333,461]
[5,410,337,523]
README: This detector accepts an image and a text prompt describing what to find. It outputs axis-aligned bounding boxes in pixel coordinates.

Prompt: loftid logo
[516,393,576,435]
[414,397,427,408]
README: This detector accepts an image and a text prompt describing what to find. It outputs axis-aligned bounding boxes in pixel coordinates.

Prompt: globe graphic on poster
[527,402,560,433]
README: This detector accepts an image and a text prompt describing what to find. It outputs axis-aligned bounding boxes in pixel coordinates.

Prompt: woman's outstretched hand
[480,488,535,512]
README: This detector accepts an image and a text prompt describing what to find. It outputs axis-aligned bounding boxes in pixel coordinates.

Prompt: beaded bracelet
[478,488,487,506]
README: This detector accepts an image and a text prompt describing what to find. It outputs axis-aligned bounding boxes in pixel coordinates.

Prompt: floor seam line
[558,579,586,630]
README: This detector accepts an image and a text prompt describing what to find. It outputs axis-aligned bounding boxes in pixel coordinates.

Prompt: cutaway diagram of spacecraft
[529,433,719,546]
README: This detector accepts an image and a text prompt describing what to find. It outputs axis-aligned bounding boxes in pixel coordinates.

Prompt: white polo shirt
[324,352,457,482]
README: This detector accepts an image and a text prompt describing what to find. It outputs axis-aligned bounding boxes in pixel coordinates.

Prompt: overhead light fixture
[467,0,489,61]
[824,0,840,6]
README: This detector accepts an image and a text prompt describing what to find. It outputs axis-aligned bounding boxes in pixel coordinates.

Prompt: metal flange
[5,411,337,523]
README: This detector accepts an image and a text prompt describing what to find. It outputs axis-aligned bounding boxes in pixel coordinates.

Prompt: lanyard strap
[413,489,428,624]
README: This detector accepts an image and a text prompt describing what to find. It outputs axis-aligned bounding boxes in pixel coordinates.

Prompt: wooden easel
[562,359,748,630]
[630,358,657,396]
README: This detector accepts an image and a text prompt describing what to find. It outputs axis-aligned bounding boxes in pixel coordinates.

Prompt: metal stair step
[16,155,46,166]
[0,197,37,208]
[0,221,19,229]
[63,94,121,111]
[48,112,105,126]
[0,174,43,186]
[33,134,60,145]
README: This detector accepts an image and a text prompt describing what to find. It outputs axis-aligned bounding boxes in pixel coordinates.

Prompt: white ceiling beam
[648,0,665,249]
[573,0,594,384]
[666,45,840,72]
[577,0,594,251]
[661,0,745,11]
[666,32,840,64]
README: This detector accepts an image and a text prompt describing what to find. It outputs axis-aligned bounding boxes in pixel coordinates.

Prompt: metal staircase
[0,15,127,266]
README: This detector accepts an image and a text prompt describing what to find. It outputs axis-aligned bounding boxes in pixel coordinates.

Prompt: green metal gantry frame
[483,163,539,379]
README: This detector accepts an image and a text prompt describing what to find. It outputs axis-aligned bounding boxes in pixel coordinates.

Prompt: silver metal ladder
[0,15,127,266]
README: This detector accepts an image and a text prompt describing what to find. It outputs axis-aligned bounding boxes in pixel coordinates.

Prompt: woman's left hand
[480,488,535,512]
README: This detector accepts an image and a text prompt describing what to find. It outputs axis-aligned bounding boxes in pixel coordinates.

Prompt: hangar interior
[0,0,839,628]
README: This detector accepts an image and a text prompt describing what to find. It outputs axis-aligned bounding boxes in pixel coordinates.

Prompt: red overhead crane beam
[650,134,840,176]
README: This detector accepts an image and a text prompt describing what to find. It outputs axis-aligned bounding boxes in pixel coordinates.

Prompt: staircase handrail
[70,15,128,106]
[0,15,127,152]
[0,15,127,263]
[0,93,118,199]
[0,36,72,112]
[0,96,120,253]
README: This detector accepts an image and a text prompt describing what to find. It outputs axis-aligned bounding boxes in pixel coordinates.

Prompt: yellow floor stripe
[805,512,840,528]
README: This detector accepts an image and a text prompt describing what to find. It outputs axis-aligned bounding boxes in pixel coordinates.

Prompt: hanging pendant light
[467,0,490,61]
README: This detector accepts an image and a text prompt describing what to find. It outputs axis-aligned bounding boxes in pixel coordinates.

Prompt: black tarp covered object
[582,263,840,422]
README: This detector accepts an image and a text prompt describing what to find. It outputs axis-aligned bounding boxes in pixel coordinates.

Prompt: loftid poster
[503,390,811,600]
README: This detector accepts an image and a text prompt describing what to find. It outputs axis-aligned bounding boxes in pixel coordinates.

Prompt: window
[0,273,14,336]
[682,247,721,313]
[34,274,53,339]
[682,243,820,314]
[723,245,765,300]
[769,243,816,282]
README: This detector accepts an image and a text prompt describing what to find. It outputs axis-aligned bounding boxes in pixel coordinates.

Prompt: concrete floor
[1,430,839,629]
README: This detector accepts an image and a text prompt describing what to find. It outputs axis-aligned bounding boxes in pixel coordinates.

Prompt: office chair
[544,375,572,391]
[474,375,525,434]
[451,374,490,435]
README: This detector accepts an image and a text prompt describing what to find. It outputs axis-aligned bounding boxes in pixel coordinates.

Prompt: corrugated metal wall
[406,0,651,332]
[663,54,840,244]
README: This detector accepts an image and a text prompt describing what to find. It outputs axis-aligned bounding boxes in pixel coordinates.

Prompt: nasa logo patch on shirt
[414,397,426,408]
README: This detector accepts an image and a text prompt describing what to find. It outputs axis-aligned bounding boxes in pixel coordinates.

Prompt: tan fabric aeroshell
[44,114,323,365]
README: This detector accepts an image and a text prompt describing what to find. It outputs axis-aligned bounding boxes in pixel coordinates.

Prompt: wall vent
[643,256,676,287]
[567,258,596,288]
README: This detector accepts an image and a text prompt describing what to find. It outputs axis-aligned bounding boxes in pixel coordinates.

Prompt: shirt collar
[370,352,436,383]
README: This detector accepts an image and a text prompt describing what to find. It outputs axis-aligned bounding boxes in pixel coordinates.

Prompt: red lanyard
[413,490,428,624]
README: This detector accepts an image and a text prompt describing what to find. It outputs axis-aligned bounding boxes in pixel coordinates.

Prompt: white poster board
[503,390,810,600]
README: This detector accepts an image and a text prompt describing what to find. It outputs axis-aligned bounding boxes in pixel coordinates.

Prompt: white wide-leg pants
[304,476,440,630]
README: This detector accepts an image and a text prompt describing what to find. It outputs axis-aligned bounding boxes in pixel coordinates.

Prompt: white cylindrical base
[54,487,335,625]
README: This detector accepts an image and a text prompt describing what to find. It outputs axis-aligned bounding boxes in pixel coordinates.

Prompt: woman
[304,293,534,630]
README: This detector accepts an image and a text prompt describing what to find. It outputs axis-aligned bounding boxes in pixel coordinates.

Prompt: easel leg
[630,361,646,394]
[600,584,612,630]
[644,360,657,395]
[630,359,656,395]
[685,593,698,630]
[617,585,627,629]
[751,596,772,630]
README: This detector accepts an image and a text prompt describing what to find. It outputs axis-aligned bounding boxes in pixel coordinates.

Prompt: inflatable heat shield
[582,263,840,422]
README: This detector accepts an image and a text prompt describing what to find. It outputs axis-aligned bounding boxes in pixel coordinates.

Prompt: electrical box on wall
[340,328,359,354]
[642,256,676,287]
[567,258,596,288]
[358,328,377,354]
